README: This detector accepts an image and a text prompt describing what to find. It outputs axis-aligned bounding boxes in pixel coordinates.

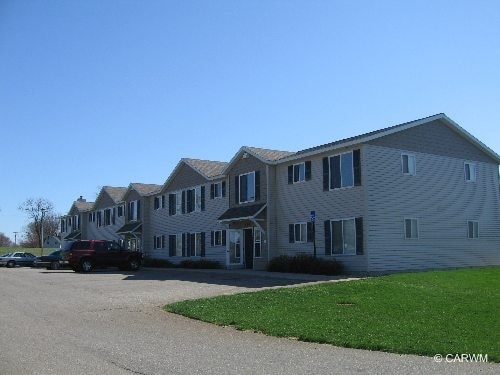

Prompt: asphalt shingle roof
[245,147,296,161]
[182,159,228,178]
[103,186,128,203]
[130,183,162,196]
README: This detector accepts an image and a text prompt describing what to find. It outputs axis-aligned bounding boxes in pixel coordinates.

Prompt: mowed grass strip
[166,267,500,361]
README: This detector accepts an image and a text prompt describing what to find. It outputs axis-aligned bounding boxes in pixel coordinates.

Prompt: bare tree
[18,198,57,249]
[0,232,12,247]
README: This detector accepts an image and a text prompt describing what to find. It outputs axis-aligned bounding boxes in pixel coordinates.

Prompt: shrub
[142,257,175,268]
[179,259,222,269]
[268,254,343,275]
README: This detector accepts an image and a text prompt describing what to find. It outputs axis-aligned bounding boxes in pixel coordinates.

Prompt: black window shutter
[162,195,166,209]
[305,161,312,181]
[137,200,141,220]
[201,232,206,257]
[181,191,186,214]
[182,233,186,257]
[201,186,205,211]
[307,222,314,243]
[222,230,227,246]
[222,181,226,197]
[324,220,331,255]
[112,208,116,225]
[162,235,165,249]
[169,194,175,216]
[355,217,364,255]
[255,171,260,201]
[211,231,214,246]
[169,235,175,256]
[331,155,341,189]
[235,176,239,204]
[210,184,215,199]
[289,224,294,243]
[322,157,329,191]
[353,149,361,186]
[189,233,195,256]
[288,166,293,184]
[154,197,158,209]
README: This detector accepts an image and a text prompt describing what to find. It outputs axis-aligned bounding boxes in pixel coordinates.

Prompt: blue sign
[310,210,316,222]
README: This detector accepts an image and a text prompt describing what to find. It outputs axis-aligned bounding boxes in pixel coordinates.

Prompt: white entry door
[226,230,243,267]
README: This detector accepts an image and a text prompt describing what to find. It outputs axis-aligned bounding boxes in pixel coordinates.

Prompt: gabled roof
[222,146,295,174]
[182,158,228,179]
[72,200,93,212]
[159,158,228,194]
[101,186,128,203]
[129,183,162,196]
[278,113,500,164]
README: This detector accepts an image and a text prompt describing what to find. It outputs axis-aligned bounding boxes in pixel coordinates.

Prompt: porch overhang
[64,231,81,240]
[116,222,142,236]
[218,203,267,234]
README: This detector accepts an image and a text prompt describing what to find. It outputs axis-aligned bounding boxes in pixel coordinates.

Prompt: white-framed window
[329,151,354,189]
[239,171,256,203]
[153,196,165,210]
[129,200,139,221]
[293,163,306,183]
[467,220,478,239]
[212,182,223,198]
[293,223,307,243]
[254,229,262,258]
[331,218,356,255]
[213,230,224,246]
[104,208,112,226]
[96,211,102,227]
[401,153,416,176]
[175,234,183,256]
[404,218,419,239]
[117,205,124,217]
[464,162,477,182]
[153,235,165,249]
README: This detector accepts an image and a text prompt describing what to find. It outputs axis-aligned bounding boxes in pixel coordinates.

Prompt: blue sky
[1,1,499,242]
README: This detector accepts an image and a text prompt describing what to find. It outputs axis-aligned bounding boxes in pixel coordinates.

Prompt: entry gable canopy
[218,203,267,222]
[116,222,142,235]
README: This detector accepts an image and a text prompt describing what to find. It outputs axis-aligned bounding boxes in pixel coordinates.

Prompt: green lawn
[166,267,500,362]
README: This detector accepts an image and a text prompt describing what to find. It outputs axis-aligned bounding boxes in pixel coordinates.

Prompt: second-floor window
[464,162,477,182]
[104,209,112,226]
[236,171,261,204]
[402,153,416,176]
[129,200,140,221]
[168,186,205,215]
[154,195,165,210]
[288,161,312,184]
[117,205,124,217]
[210,181,226,199]
[323,150,361,191]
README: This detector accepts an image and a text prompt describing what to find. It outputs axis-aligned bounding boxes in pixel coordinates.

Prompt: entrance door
[226,230,243,267]
[244,228,253,269]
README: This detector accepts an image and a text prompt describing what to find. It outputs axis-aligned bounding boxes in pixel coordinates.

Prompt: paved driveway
[0,267,497,374]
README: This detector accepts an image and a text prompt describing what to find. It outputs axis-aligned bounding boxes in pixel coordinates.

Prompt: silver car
[0,252,37,268]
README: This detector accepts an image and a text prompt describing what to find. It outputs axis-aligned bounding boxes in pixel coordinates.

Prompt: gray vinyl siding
[364,144,500,272]
[274,147,368,273]
[87,190,124,241]
[369,119,497,164]
[228,154,268,208]
[148,177,229,265]
[168,164,207,192]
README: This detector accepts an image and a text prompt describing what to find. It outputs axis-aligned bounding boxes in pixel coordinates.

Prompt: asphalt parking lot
[0,267,497,375]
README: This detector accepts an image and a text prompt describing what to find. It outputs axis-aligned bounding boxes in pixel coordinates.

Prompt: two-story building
[59,114,500,273]
[87,186,127,242]
[60,196,93,242]
[148,158,228,263]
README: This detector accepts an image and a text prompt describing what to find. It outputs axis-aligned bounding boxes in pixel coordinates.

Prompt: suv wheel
[80,259,93,273]
[128,258,140,271]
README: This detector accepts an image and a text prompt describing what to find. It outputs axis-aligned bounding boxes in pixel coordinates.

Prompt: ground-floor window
[404,218,419,239]
[211,230,226,247]
[324,217,363,255]
[467,220,479,239]
[254,229,261,258]
[153,235,165,249]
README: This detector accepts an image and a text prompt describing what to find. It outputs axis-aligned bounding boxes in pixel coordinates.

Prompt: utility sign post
[310,211,316,258]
